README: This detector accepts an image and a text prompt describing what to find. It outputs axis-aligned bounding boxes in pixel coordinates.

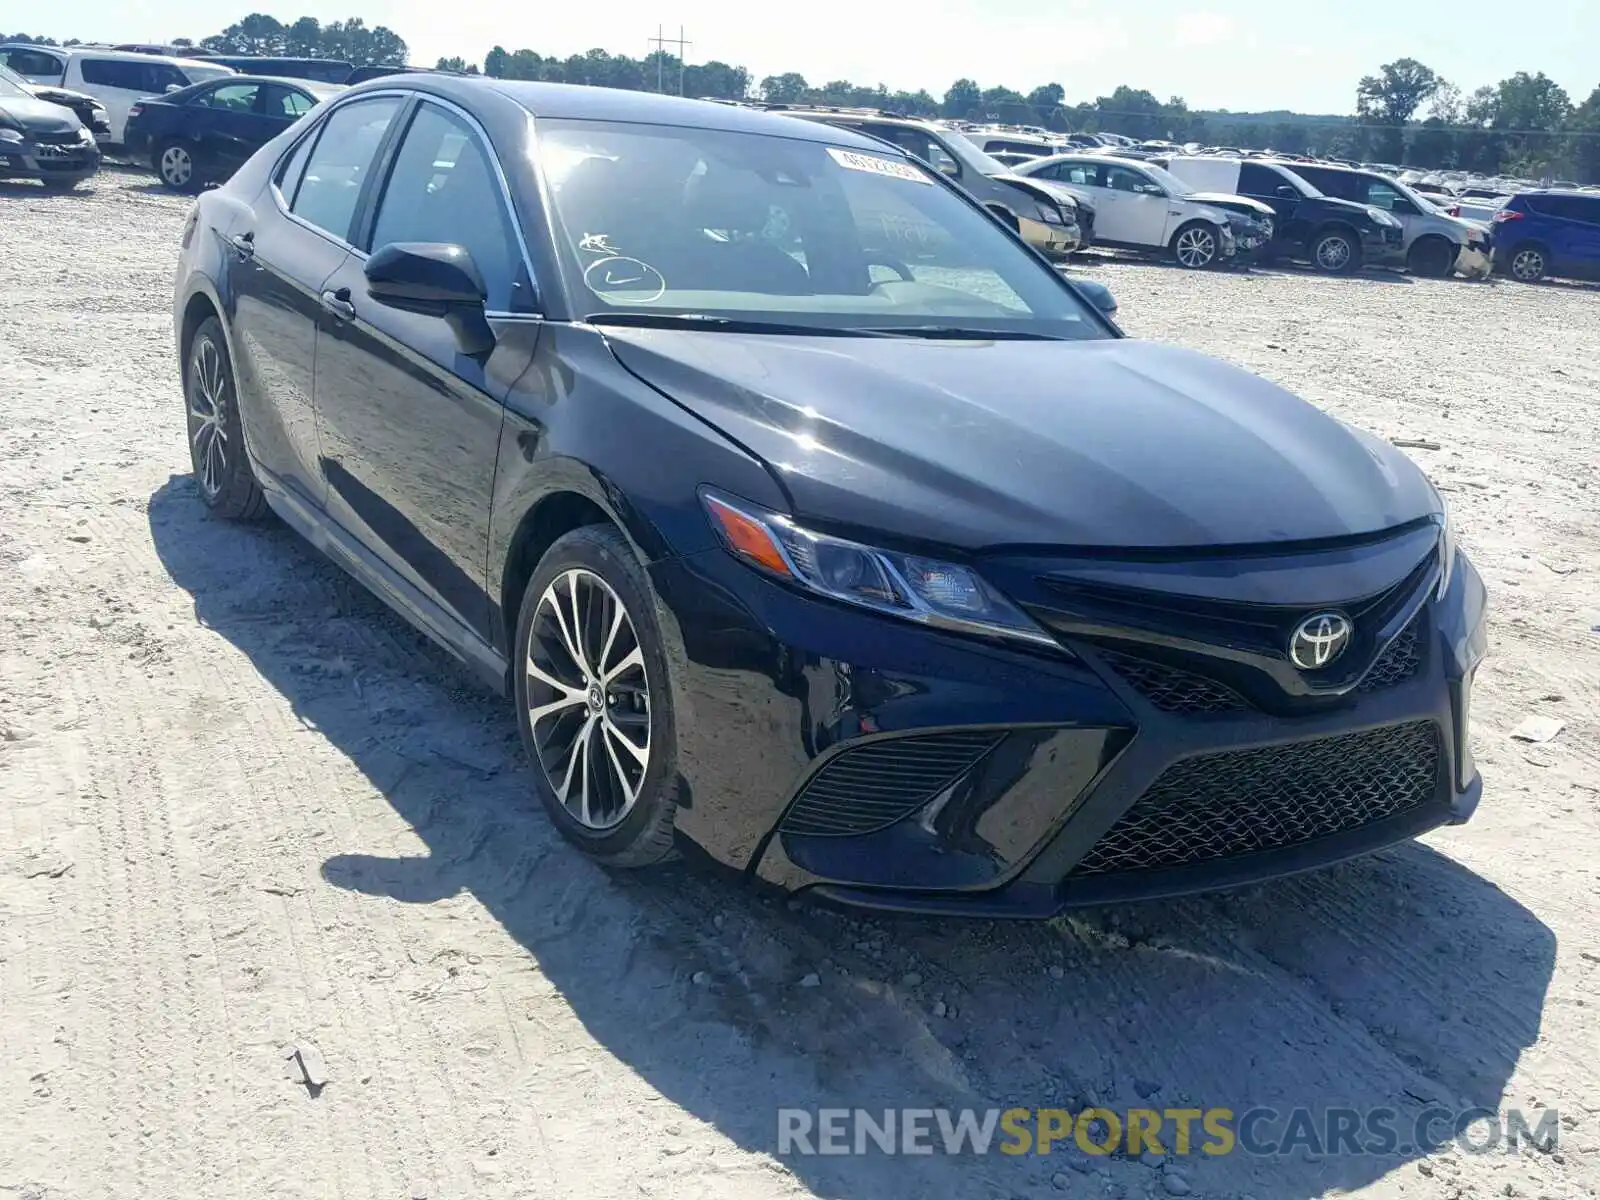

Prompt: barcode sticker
[827,147,931,184]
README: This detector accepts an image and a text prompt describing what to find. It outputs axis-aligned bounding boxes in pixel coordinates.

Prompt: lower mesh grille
[780,731,1003,837]
[1098,649,1250,714]
[1358,619,1424,692]
[1072,721,1441,876]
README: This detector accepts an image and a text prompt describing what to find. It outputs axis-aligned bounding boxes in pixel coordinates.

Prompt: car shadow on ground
[148,474,1555,1199]
[1074,253,1422,285]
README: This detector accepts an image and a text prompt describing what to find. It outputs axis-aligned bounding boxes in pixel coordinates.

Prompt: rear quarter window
[1529,195,1600,223]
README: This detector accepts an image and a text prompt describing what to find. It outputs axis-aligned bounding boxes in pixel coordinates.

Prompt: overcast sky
[56,0,1600,113]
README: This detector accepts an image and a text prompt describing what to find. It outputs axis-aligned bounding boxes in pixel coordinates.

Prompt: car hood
[602,329,1438,551]
[993,171,1077,211]
[1186,191,1275,218]
[0,94,81,134]
[28,84,96,106]
[1019,176,1096,215]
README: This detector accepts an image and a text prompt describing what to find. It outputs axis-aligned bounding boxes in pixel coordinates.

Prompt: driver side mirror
[365,241,495,355]
[1275,185,1298,199]
[1069,275,1118,318]
[165,83,183,93]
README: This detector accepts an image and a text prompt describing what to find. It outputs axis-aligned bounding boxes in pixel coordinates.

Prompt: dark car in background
[190,55,355,84]
[0,63,112,143]
[125,75,341,191]
[0,65,100,189]
[1491,190,1600,282]
[1157,156,1405,273]
[172,78,1486,916]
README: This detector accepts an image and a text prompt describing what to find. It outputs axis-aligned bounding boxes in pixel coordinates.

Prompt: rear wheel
[513,525,680,867]
[1507,243,1548,283]
[156,139,201,192]
[183,316,268,520]
[1311,226,1361,274]
[1407,237,1456,278]
[1171,222,1220,269]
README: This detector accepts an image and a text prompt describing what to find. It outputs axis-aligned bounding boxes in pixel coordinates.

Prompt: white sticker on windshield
[827,147,931,184]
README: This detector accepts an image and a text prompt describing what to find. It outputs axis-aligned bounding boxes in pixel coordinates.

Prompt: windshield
[0,65,32,99]
[536,119,1106,340]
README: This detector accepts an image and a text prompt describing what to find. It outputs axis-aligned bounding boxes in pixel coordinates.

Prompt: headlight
[1037,202,1066,226]
[0,128,24,144]
[78,126,95,142]
[1433,494,1457,599]
[701,491,1059,649]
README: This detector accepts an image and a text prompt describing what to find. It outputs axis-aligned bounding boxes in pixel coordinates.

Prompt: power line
[646,24,690,95]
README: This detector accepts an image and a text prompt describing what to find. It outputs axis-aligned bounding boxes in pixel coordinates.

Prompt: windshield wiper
[845,324,1066,341]
[585,312,886,337]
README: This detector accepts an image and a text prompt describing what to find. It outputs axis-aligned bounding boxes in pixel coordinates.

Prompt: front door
[314,98,533,646]
[189,81,279,178]
[1098,162,1174,246]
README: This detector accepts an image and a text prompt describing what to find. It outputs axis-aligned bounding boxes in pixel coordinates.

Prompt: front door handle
[229,231,254,259]
[320,288,355,321]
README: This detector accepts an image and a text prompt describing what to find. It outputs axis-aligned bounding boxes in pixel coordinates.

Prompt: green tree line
[9,19,1597,181]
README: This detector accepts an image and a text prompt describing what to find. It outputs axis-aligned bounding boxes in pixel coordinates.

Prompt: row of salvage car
[752,104,1494,279]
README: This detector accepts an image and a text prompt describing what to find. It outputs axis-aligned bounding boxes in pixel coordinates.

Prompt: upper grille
[1357,619,1423,692]
[780,731,1003,837]
[1071,721,1441,876]
[1098,649,1249,714]
[35,130,83,145]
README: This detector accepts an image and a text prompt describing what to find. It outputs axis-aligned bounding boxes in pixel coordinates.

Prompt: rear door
[187,81,275,176]
[226,93,405,508]
[1539,195,1600,277]
[313,98,532,645]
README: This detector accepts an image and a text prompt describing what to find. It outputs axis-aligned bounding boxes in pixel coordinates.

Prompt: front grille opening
[780,731,1004,837]
[1097,648,1251,714]
[1357,618,1424,692]
[1071,721,1441,876]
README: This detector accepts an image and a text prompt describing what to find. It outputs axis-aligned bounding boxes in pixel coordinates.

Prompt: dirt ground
[2,168,1598,1200]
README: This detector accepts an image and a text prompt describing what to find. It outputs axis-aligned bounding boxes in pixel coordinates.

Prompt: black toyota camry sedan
[172,77,1487,916]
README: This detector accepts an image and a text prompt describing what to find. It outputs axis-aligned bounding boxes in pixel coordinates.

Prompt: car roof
[1519,188,1597,198]
[188,74,344,89]
[348,76,901,150]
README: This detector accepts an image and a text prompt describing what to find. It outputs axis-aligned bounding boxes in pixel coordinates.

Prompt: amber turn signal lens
[703,494,792,578]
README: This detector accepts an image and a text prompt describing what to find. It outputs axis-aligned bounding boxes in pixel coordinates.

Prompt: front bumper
[0,136,100,183]
[1019,213,1081,258]
[650,533,1487,916]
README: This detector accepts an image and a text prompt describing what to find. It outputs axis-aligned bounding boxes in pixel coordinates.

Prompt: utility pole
[646,24,691,95]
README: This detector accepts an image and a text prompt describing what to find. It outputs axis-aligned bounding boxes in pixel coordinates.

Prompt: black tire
[156,138,202,193]
[513,524,680,868]
[1310,226,1362,275]
[1506,242,1548,283]
[1407,237,1456,278]
[1170,221,1221,269]
[183,317,268,520]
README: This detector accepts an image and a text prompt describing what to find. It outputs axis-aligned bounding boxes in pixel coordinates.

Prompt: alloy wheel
[160,145,192,188]
[186,336,229,499]
[1315,235,1353,272]
[1511,248,1545,281]
[525,568,651,831]
[1175,227,1216,268]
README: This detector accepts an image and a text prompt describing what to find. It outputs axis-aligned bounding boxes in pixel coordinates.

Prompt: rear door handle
[229,231,254,259]
[320,288,355,321]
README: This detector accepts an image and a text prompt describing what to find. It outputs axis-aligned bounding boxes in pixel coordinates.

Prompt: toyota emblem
[1288,612,1352,670]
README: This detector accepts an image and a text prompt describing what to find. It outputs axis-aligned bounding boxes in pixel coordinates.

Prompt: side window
[266,87,316,118]
[367,101,524,312]
[4,49,64,78]
[290,96,403,242]
[1365,181,1410,212]
[143,63,188,93]
[1106,165,1160,194]
[1540,196,1600,223]
[195,83,261,112]
[275,132,315,204]
[78,59,143,89]
[1237,163,1283,197]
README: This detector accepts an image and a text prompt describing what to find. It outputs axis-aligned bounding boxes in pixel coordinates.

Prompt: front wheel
[513,525,680,867]
[1171,222,1220,269]
[1311,227,1361,275]
[1407,237,1456,278]
[156,139,201,192]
